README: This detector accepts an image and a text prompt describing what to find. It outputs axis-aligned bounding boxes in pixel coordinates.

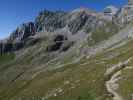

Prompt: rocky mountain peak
[70,7,96,14]
[9,22,35,42]
[103,5,118,15]
[115,0,133,24]
[0,6,130,55]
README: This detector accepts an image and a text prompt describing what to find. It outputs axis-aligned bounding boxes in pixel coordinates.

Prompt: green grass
[0,44,113,100]
[119,68,133,100]
[5,58,107,100]
[118,58,133,100]
[0,53,15,65]
[88,22,119,46]
[0,39,133,100]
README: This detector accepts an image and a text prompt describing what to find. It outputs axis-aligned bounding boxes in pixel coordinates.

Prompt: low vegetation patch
[0,53,15,65]
[88,22,119,46]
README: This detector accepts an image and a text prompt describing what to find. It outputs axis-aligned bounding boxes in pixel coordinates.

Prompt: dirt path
[105,57,132,100]
[106,70,123,100]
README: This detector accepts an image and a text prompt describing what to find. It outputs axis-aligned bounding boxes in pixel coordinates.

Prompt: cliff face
[116,0,133,24]
[35,9,99,33]
[0,22,36,55]
[35,10,67,32]
[0,8,119,55]
[10,22,35,42]
[2,1,133,55]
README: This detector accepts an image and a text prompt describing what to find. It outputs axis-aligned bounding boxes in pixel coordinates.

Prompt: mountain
[0,1,133,100]
[0,8,120,55]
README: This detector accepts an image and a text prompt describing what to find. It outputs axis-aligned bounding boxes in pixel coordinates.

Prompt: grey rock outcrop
[104,5,118,16]
[34,8,114,34]
[115,0,133,24]
[103,5,118,21]
[67,9,90,34]
[35,10,67,32]
[0,8,121,55]
[0,22,36,54]
[10,22,35,42]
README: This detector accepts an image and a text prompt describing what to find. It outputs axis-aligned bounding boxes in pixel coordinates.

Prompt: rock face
[35,10,67,32]
[10,22,35,42]
[116,0,133,24]
[0,7,128,55]
[103,5,118,21]
[0,9,114,55]
[35,8,110,34]
[0,22,36,54]
[104,6,118,16]
[68,11,88,34]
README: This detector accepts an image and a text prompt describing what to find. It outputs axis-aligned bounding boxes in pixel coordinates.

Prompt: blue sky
[0,0,127,39]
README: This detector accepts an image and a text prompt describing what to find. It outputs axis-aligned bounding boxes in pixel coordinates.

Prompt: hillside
[0,1,133,100]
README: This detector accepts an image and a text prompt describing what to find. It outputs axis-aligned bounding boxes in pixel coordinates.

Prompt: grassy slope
[0,55,108,100]
[0,38,133,100]
[0,53,15,65]
[88,22,119,46]
[0,28,133,100]
[118,54,133,99]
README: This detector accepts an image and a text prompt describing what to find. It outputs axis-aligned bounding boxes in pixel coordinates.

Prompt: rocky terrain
[0,0,133,100]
